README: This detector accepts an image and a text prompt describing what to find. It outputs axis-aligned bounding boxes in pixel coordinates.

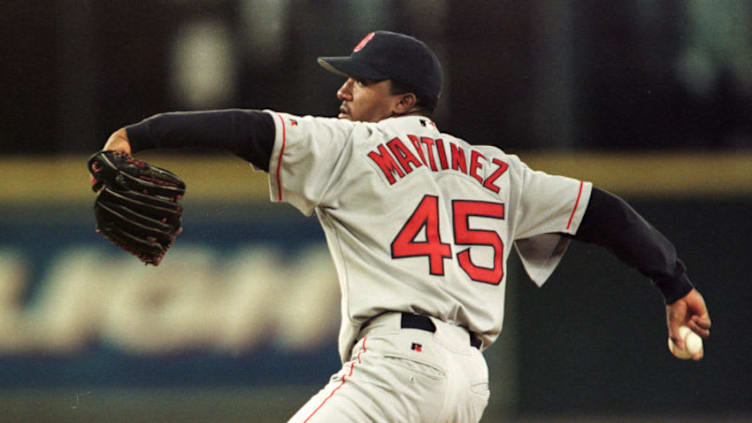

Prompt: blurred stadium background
[1,1,751,422]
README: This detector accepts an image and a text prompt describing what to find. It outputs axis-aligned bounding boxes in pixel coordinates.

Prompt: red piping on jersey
[566,181,585,230]
[303,337,367,422]
[274,113,287,201]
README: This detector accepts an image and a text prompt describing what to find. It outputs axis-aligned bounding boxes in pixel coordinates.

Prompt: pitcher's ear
[394,92,418,114]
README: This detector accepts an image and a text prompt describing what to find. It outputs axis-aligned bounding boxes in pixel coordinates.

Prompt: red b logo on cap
[353,32,375,52]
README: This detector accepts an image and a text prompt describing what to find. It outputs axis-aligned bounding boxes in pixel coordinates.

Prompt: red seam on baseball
[566,181,584,230]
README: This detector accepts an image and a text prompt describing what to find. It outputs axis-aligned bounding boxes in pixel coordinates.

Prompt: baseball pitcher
[92,31,711,422]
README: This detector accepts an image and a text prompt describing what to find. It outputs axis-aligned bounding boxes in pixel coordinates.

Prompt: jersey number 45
[391,195,505,285]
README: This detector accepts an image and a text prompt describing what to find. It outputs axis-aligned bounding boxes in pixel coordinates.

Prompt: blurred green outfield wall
[1,151,750,204]
[1,152,750,422]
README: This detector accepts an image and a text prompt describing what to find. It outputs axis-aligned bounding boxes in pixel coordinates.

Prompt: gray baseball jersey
[263,110,592,363]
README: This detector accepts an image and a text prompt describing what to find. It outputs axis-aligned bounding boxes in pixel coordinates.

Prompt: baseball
[668,325,703,359]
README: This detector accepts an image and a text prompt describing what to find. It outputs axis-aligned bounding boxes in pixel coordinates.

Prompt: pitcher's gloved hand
[87,150,186,265]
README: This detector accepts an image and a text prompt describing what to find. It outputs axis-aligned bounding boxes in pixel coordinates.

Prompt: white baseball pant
[287,312,489,422]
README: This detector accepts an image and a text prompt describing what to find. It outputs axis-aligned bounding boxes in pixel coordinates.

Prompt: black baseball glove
[87,150,186,265]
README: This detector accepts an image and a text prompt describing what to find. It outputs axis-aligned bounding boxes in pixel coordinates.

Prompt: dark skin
[666,289,711,360]
[335,78,422,122]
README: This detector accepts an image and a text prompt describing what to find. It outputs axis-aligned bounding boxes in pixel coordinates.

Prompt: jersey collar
[381,115,439,133]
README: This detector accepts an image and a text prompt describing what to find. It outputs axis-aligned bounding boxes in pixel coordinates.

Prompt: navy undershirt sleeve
[125,109,275,172]
[572,187,694,304]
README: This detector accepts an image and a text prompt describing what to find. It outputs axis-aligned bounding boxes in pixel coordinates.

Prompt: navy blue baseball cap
[317,31,443,107]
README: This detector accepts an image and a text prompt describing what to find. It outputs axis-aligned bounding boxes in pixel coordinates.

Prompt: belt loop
[469,334,482,349]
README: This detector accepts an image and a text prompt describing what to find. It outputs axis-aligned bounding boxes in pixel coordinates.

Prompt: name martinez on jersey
[367,130,509,192]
